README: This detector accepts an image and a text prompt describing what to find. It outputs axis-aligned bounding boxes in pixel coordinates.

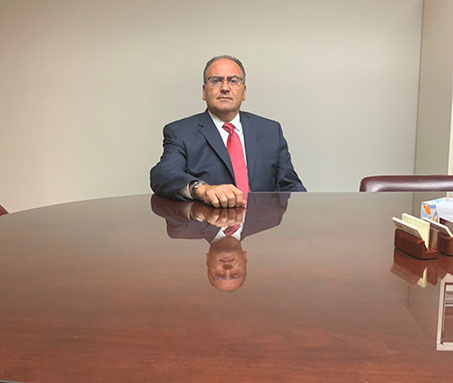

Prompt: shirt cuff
[178,183,193,200]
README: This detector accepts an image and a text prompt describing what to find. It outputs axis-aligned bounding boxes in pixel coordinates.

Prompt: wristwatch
[190,180,207,200]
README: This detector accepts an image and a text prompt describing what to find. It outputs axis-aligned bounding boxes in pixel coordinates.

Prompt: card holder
[437,232,453,256]
[392,248,439,285]
[394,228,439,260]
[439,252,453,278]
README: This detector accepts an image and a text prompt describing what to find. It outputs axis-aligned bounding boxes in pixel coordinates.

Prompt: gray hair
[203,55,246,84]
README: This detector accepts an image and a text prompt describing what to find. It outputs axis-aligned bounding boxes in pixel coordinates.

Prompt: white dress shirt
[212,221,244,242]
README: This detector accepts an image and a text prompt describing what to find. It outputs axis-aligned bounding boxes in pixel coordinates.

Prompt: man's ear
[206,253,209,265]
[243,251,247,263]
[242,85,246,101]
[202,84,206,101]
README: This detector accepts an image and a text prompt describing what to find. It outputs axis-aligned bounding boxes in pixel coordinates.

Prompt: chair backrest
[0,204,8,216]
[359,175,453,192]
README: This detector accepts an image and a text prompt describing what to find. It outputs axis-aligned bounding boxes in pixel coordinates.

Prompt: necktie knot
[223,224,240,236]
[223,123,235,135]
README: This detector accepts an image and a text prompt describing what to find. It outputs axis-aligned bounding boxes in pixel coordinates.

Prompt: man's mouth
[217,97,232,100]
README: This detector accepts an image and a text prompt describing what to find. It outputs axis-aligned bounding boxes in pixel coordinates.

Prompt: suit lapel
[241,112,257,186]
[203,225,222,243]
[197,110,235,180]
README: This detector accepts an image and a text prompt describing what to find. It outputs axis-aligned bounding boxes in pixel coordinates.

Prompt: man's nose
[219,79,230,92]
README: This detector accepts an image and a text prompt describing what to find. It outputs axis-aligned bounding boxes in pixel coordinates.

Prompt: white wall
[415,0,453,175]
[0,0,423,212]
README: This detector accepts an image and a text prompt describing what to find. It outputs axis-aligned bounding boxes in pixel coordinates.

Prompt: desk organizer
[439,254,453,278]
[392,248,438,285]
[437,232,453,256]
[394,228,439,260]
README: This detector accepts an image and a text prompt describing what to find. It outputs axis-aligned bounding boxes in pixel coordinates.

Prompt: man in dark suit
[151,193,289,291]
[150,55,306,208]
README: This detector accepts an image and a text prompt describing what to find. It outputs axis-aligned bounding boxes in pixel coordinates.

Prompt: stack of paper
[423,217,453,238]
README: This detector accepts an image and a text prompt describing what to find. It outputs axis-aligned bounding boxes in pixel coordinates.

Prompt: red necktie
[223,224,240,236]
[222,123,249,195]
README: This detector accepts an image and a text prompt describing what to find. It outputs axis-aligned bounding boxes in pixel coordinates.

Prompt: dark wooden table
[1,192,453,382]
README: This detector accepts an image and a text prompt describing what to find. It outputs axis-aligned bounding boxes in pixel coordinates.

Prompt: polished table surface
[1,192,453,382]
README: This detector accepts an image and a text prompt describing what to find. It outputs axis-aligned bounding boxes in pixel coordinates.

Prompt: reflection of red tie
[224,224,240,236]
[222,123,249,195]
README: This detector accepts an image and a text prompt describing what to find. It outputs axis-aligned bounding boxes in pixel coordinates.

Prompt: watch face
[192,182,200,194]
[194,181,205,188]
[191,181,205,199]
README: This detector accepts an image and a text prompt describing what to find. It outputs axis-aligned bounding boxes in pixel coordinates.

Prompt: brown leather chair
[0,204,8,216]
[359,175,453,192]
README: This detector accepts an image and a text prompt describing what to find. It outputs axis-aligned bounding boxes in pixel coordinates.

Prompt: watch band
[191,180,207,200]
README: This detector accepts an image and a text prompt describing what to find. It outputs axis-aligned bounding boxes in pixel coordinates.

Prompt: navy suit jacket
[150,110,306,201]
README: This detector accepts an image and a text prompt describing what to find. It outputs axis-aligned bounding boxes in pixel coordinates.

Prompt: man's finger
[208,209,221,225]
[226,191,237,208]
[206,190,220,208]
[226,207,239,222]
[218,192,229,208]
[232,188,244,206]
[216,209,230,226]
[235,208,245,222]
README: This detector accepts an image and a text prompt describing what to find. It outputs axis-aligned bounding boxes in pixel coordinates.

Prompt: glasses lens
[227,76,242,87]
[208,76,224,86]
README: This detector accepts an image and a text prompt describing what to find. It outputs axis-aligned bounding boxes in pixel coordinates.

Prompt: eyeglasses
[206,76,244,88]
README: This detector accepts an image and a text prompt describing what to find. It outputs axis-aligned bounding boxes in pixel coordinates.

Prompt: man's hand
[195,183,245,208]
[190,203,245,227]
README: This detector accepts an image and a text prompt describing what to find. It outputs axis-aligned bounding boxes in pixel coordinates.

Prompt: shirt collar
[208,110,242,134]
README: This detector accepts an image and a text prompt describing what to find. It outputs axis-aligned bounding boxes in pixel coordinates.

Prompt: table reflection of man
[206,231,248,291]
[151,193,289,291]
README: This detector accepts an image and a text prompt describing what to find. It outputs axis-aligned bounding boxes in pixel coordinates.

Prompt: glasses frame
[206,75,244,88]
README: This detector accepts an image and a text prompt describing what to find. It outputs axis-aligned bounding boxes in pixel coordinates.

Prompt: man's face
[202,58,246,119]
[206,237,247,291]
